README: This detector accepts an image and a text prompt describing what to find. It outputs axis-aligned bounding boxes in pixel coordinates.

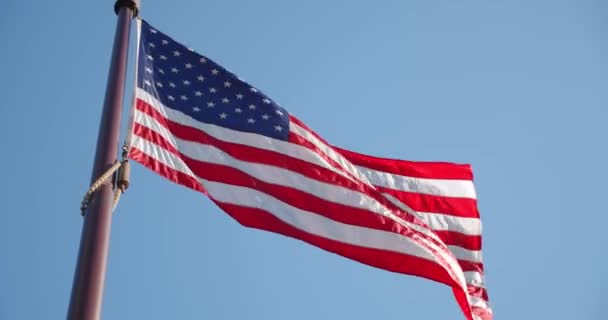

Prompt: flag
[127,19,491,320]
[335,148,492,319]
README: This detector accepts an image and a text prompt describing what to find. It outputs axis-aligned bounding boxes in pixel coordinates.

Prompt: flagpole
[67,1,139,319]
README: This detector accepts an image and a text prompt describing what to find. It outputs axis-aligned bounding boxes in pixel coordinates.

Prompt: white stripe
[133,109,181,150]
[448,245,482,263]
[290,121,373,186]
[131,135,197,180]
[416,212,481,236]
[132,126,470,291]
[135,89,351,181]
[464,271,485,288]
[357,165,477,199]
[204,179,441,261]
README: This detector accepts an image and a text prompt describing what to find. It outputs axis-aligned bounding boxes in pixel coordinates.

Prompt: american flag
[128,19,492,320]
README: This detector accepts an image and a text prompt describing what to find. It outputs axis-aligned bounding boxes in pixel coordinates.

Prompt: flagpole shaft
[67,2,139,319]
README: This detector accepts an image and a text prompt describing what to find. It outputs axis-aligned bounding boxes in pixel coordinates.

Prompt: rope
[80,160,129,216]
[81,144,131,216]
[112,187,123,211]
[112,157,130,211]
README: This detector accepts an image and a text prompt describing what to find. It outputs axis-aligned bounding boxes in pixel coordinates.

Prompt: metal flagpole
[67,1,139,319]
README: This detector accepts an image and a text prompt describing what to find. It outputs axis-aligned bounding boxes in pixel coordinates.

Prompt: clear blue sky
[1,1,606,319]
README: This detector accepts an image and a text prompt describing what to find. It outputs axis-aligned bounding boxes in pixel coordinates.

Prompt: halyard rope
[80,150,130,216]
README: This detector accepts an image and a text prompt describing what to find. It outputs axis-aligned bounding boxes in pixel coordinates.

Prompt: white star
[211,69,219,75]
[236,93,244,100]
[234,108,242,113]
[263,98,271,104]
[207,102,215,108]
[144,80,151,86]
[222,98,230,104]
[173,50,181,56]
[171,67,179,73]
[157,68,165,74]
[169,82,176,88]
[146,55,154,60]
[209,88,217,93]
[194,90,202,96]
[156,81,163,87]
[224,81,232,88]
[219,113,228,119]
[188,47,194,52]
[193,106,201,112]
[168,95,175,101]
[275,110,284,116]
[145,67,153,74]
[180,95,188,101]
[149,42,156,48]
[247,118,256,124]
[183,80,190,85]
[197,75,205,81]
[159,55,167,60]
[250,87,258,93]
[262,114,270,120]
[248,104,256,110]
[185,63,193,69]
[162,39,169,45]
[200,57,207,63]
[274,125,283,132]
[150,29,158,34]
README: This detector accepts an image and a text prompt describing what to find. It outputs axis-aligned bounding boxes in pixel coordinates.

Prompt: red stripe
[334,146,474,180]
[289,115,387,189]
[287,131,360,184]
[433,230,482,251]
[132,123,460,272]
[133,123,181,156]
[458,260,484,273]
[217,202,456,284]
[129,146,475,320]
[378,186,480,219]
[128,147,206,195]
[289,115,335,148]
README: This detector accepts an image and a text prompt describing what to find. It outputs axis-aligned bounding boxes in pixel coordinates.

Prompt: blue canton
[138,20,290,140]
